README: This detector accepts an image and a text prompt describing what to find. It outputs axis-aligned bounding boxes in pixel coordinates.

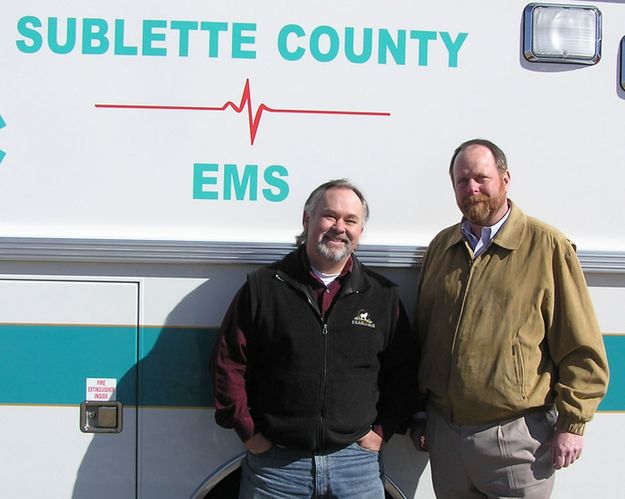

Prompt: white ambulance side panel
[0,279,139,499]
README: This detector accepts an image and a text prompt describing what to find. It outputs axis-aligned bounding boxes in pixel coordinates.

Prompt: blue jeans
[239,443,385,498]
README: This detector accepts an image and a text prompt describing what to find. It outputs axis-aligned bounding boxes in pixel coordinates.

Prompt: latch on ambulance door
[80,401,123,433]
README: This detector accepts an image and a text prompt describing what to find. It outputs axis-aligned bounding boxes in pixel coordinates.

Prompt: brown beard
[461,192,506,226]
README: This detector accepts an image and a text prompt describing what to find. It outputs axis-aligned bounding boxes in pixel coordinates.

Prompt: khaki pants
[426,407,556,498]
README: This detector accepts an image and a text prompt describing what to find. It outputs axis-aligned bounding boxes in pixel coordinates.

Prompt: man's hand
[552,431,583,469]
[244,433,272,454]
[357,429,384,452]
[409,418,428,452]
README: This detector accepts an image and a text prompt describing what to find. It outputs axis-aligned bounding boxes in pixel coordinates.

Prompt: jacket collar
[491,200,525,251]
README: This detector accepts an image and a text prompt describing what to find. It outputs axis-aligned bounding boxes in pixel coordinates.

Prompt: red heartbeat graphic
[95,79,390,145]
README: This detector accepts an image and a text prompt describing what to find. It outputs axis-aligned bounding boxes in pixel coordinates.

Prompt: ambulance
[0,1,623,497]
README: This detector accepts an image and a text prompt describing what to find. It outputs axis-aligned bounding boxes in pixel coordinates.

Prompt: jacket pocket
[512,342,527,400]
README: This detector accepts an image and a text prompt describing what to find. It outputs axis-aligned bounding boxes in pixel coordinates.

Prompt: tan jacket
[417,201,609,434]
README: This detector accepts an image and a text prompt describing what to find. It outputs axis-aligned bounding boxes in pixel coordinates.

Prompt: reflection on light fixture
[620,37,625,91]
[523,3,601,65]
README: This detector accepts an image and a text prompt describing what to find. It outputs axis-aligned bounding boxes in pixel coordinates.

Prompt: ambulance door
[0,278,139,499]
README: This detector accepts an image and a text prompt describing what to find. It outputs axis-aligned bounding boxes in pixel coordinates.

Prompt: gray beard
[316,239,352,262]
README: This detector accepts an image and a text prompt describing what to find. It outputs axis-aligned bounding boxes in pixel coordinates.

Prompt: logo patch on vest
[352,309,376,329]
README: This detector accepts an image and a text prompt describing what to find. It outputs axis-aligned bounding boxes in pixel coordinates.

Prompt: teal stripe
[0,324,138,404]
[0,324,219,407]
[2,325,624,411]
[598,335,625,411]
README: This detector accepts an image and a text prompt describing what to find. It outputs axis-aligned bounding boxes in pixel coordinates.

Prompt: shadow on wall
[71,262,428,499]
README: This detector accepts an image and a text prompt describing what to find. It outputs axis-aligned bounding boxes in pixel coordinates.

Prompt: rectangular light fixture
[523,3,601,65]
[621,37,625,90]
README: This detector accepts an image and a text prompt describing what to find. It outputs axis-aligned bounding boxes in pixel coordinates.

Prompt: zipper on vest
[275,271,356,448]
[316,287,359,445]
[317,320,329,448]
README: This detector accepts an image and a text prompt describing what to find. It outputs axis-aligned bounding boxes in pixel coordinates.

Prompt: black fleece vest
[245,249,400,451]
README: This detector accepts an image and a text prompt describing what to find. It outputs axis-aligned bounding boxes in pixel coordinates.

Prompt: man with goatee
[411,139,609,498]
[211,179,418,498]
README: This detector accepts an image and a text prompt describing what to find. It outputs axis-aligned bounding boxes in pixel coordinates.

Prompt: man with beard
[411,139,609,498]
[211,179,418,498]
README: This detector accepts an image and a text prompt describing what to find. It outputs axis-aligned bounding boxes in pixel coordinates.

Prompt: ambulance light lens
[523,3,601,64]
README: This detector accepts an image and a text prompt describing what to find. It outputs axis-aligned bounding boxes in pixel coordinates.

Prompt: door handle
[80,401,123,433]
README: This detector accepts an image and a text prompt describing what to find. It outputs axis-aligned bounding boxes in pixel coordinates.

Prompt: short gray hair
[295,179,369,245]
